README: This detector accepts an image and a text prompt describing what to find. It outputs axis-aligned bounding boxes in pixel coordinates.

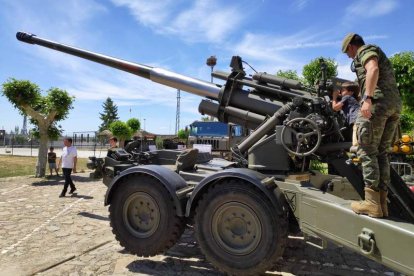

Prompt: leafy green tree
[109,121,132,147]
[177,128,190,139]
[14,134,27,145]
[275,69,301,81]
[31,123,61,141]
[302,57,337,86]
[201,116,214,122]
[389,51,414,111]
[99,97,119,132]
[155,136,164,149]
[400,107,414,134]
[126,118,141,132]
[2,78,74,177]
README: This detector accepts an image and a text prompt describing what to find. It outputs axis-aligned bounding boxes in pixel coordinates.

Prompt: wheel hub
[123,192,160,238]
[212,202,261,255]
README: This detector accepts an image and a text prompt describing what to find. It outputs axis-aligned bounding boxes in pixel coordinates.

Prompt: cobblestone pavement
[0,174,401,276]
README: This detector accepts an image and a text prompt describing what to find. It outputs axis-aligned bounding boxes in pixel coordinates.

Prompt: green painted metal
[277,180,414,275]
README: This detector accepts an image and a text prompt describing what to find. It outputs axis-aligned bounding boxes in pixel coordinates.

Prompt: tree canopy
[389,51,414,134]
[99,97,119,132]
[2,78,74,177]
[177,128,190,139]
[275,69,301,81]
[389,51,414,111]
[302,57,338,86]
[126,118,141,132]
[109,121,132,141]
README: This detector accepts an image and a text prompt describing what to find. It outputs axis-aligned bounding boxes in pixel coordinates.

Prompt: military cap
[341,33,356,53]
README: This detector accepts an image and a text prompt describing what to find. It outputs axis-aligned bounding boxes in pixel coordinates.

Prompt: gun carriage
[17,32,414,275]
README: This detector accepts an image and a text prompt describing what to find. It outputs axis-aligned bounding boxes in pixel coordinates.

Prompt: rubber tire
[194,180,288,276]
[109,175,185,256]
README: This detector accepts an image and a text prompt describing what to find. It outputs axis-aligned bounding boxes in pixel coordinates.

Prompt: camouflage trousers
[355,101,401,190]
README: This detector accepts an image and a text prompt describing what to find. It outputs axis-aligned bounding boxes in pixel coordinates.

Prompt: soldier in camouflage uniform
[342,33,402,218]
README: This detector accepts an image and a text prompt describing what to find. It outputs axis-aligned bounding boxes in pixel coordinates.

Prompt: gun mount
[17,32,414,276]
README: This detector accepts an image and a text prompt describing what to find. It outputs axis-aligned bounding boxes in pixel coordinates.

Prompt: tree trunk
[36,127,49,177]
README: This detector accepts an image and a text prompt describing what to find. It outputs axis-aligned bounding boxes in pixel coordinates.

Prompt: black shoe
[59,193,65,198]
[69,188,77,194]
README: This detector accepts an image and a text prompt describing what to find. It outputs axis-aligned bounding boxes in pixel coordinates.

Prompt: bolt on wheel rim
[212,202,261,255]
[123,192,160,238]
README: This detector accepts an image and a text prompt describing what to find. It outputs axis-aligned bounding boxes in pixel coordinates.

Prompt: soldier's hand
[361,100,372,119]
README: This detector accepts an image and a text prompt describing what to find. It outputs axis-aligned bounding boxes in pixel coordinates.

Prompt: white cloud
[110,0,173,26]
[337,63,357,81]
[110,0,245,43]
[170,0,243,42]
[345,0,398,18]
[291,0,310,11]
[231,31,340,73]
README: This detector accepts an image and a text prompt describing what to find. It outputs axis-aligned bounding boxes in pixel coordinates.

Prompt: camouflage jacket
[353,44,400,101]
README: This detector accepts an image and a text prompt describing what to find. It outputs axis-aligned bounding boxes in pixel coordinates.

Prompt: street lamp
[206,56,217,121]
[144,118,146,131]
[206,55,217,83]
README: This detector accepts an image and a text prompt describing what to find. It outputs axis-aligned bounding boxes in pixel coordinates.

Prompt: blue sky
[0,0,412,135]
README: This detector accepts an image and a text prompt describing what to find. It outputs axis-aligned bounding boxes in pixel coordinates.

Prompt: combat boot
[351,187,383,218]
[380,189,388,217]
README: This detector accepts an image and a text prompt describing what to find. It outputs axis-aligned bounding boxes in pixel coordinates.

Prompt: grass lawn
[0,155,89,178]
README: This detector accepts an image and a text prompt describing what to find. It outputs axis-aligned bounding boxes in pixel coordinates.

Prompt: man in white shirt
[58,138,77,197]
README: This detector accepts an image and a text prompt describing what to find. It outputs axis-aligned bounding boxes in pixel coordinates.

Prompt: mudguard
[104,165,188,216]
[185,167,285,217]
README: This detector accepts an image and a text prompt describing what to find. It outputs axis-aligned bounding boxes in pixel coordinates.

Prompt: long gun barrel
[16,32,220,100]
[16,31,314,133]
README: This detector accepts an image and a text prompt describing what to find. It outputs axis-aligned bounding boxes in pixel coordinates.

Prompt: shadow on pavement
[69,194,94,199]
[31,173,99,186]
[126,256,224,276]
[78,211,109,221]
[71,174,100,183]
[32,179,63,186]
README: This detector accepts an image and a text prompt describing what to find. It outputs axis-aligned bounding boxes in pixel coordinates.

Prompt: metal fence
[0,131,111,157]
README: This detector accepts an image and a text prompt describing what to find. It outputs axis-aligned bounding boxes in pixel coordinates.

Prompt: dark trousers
[62,168,75,194]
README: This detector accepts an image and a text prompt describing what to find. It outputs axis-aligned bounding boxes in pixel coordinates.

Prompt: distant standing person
[58,138,77,197]
[47,147,59,176]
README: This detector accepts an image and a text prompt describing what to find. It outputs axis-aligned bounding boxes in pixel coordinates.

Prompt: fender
[185,167,285,217]
[105,165,188,216]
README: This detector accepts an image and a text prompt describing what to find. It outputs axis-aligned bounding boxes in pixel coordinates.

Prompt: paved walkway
[0,174,400,275]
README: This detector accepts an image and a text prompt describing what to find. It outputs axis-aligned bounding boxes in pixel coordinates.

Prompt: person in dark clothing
[332,82,360,144]
[48,147,59,176]
[107,137,119,158]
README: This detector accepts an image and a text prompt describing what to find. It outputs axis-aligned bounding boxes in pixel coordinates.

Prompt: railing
[391,161,413,178]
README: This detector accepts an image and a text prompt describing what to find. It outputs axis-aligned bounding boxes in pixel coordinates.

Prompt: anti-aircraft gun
[17,32,414,275]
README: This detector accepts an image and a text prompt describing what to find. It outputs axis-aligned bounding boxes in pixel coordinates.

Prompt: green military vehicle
[17,32,414,276]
